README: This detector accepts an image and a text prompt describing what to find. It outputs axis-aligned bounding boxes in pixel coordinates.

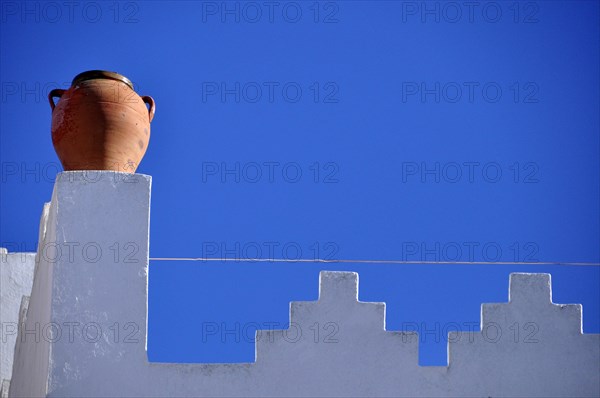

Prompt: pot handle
[48,89,65,111]
[142,96,155,122]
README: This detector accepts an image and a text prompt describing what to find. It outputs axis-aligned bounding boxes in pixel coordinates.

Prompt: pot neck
[72,70,134,90]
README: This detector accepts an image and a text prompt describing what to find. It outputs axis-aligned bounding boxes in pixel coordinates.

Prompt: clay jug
[49,70,155,172]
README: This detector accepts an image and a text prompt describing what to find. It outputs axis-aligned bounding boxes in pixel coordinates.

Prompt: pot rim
[72,70,134,90]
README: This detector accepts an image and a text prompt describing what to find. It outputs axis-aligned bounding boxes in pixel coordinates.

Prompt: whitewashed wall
[1,202,49,390]
[1,248,36,387]
[6,172,600,397]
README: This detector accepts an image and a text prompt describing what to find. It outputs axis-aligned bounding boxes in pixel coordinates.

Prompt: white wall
[7,171,600,397]
[1,202,50,389]
[1,249,36,385]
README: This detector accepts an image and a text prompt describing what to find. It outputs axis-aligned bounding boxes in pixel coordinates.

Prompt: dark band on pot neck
[71,70,134,90]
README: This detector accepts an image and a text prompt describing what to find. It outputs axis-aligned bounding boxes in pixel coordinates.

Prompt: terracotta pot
[49,70,155,172]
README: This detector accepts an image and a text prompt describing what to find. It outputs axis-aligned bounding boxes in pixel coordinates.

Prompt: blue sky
[1,1,598,365]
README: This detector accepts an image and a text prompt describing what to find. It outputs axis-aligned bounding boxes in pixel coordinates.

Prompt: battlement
[2,172,598,397]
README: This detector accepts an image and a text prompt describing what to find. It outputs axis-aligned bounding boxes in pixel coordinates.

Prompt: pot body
[49,73,155,172]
